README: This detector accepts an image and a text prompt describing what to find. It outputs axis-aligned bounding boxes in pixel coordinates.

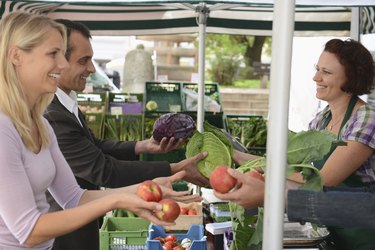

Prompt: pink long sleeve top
[0,112,85,249]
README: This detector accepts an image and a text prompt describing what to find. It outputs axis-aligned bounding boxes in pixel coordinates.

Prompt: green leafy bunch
[229,130,338,249]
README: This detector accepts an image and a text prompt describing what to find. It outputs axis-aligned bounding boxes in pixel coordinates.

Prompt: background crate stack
[103,93,144,141]
[100,216,150,250]
[182,82,226,130]
[225,114,267,156]
[77,92,108,138]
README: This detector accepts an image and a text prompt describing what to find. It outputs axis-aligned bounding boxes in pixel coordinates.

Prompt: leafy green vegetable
[229,129,340,249]
[185,122,233,178]
[226,116,267,152]
[287,130,336,164]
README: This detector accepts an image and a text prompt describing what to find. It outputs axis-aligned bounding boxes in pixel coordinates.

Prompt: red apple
[209,165,237,193]
[136,180,163,202]
[155,198,180,222]
[187,209,197,215]
[180,207,189,215]
[246,170,265,182]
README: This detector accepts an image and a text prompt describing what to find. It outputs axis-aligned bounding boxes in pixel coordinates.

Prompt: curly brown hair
[324,38,375,95]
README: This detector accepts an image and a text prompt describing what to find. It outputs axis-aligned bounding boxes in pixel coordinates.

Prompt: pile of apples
[136,180,180,222]
[180,207,197,216]
[153,234,192,250]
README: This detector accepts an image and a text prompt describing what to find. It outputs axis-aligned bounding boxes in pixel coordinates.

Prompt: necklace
[328,117,342,131]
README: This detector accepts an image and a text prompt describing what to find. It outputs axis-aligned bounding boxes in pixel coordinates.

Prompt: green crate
[225,114,267,156]
[182,82,222,104]
[100,217,150,250]
[184,111,226,130]
[172,180,189,191]
[84,113,105,139]
[103,114,144,141]
[145,82,183,112]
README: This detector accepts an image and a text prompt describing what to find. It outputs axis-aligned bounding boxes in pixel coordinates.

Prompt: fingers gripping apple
[155,198,181,222]
[136,180,163,202]
[209,165,237,193]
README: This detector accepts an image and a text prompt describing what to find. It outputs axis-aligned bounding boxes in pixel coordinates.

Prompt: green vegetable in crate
[146,100,158,111]
[152,113,196,142]
[186,122,233,178]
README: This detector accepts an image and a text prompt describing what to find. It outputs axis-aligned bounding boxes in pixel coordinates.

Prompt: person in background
[0,11,189,250]
[43,19,207,250]
[221,38,375,250]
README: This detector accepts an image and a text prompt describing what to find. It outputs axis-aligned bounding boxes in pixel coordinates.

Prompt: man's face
[58,31,95,94]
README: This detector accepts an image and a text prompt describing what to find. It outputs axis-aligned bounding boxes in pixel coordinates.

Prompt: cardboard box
[164,202,203,231]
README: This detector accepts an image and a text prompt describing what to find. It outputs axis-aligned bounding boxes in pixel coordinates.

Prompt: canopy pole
[350,7,360,41]
[262,0,295,249]
[196,3,209,132]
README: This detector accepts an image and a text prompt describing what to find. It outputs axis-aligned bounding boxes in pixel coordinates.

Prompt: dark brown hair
[324,38,375,95]
[54,19,91,60]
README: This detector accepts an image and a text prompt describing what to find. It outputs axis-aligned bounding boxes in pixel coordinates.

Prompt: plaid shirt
[309,104,375,185]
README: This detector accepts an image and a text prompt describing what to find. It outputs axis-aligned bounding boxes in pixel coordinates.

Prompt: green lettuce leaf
[287,130,336,164]
[186,122,233,178]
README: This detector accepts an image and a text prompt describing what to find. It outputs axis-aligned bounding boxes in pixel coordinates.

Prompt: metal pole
[196,3,209,132]
[262,0,295,249]
[350,7,360,41]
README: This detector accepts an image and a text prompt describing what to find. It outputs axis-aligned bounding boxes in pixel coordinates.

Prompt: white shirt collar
[55,88,78,113]
[55,88,82,126]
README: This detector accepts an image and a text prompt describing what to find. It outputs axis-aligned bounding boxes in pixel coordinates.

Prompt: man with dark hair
[44,19,208,250]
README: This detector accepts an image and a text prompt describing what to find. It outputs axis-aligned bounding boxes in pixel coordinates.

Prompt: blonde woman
[0,12,189,250]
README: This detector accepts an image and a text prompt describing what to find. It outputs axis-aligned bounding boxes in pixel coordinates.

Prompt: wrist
[134,140,148,155]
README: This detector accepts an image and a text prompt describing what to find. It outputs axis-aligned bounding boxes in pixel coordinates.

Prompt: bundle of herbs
[103,114,143,141]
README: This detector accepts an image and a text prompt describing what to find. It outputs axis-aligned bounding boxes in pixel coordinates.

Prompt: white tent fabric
[0,1,374,36]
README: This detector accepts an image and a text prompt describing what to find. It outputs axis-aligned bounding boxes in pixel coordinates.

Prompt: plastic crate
[100,217,150,250]
[225,114,267,156]
[78,92,108,114]
[108,93,143,115]
[184,111,226,130]
[182,82,222,112]
[103,114,144,141]
[145,82,183,112]
[147,224,206,250]
[84,113,105,139]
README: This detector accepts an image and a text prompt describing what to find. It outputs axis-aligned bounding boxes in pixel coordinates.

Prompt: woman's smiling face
[14,27,68,105]
[313,51,348,102]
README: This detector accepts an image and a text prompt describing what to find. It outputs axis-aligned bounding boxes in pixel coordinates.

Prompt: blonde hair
[0,12,67,151]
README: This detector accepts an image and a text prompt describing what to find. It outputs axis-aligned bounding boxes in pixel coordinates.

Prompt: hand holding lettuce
[185,122,234,179]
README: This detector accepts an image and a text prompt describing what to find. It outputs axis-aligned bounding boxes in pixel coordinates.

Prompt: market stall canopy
[0,0,374,36]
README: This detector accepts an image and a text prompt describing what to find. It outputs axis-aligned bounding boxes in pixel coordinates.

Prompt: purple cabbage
[152,113,196,142]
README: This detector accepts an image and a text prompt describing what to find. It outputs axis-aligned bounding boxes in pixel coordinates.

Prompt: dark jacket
[44,95,171,250]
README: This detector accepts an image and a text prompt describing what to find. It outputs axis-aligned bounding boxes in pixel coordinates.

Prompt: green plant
[103,115,143,141]
[229,130,339,249]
